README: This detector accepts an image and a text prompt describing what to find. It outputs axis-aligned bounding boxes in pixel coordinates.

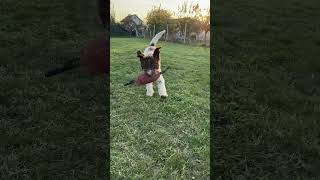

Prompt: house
[120,14,147,37]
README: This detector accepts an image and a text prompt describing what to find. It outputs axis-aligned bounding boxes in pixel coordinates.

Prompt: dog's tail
[149,30,166,46]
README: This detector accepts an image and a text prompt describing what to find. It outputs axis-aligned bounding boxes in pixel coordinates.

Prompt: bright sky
[111,0,210,21]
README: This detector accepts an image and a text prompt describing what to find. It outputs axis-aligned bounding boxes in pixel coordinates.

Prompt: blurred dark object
[97,0,107,28]
[80,36,108,75]
[45,36,108,77]
[45,57,80,77]
[45,0,108,78]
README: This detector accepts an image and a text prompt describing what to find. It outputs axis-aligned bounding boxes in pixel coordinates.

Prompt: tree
[176,1,203,41]
[145,5,172,34]
[177,0,195,18]
[200,8,210,42]
[110,3,116,26]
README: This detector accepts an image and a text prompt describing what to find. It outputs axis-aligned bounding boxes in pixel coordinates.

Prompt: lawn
[212,0,320,179]
[0,0,108,179]
[110,37,210,179]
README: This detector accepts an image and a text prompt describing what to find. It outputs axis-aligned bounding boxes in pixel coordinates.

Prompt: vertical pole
[166,24,169,41]
[184,23,187,44]
[143,27,145,39]
[153,24,156,37]
[149,27,151,39]
[204,31,207,45]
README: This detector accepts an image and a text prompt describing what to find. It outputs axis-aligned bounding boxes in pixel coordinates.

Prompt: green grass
[0,0,107,179]
[110,37,210,179]
[212,0,320,179]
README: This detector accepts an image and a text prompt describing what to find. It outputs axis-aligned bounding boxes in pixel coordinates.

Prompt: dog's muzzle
[146,70,153,76]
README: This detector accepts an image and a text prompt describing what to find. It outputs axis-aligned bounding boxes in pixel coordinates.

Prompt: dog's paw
[146,91,154,97]
[160,95,167,101]
[159,93,168,97]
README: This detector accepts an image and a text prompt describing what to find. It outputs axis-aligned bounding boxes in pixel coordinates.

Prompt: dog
[136,30,168,98]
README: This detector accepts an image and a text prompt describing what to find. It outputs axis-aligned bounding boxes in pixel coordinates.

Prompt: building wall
[130,15,142,26]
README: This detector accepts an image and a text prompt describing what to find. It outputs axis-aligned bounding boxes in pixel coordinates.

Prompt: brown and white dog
[137,30,168,98]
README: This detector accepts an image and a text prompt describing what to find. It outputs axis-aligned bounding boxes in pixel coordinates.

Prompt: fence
[111,22,210,47]
[142,23,210,47]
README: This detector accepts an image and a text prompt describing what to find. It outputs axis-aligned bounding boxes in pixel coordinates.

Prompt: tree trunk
[153,24,155,37]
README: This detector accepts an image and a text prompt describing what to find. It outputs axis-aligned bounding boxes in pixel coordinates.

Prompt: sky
[111,0,210,21]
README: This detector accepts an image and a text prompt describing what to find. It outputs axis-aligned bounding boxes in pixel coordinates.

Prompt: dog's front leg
[157,75,168,97]
[146,82,154,96]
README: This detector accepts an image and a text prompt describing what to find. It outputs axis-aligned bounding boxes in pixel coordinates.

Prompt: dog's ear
[137,50,144,58]
[153,47,161,58]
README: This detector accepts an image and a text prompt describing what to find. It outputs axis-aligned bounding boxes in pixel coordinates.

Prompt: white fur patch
[146,83,154,96]
[143,46,156,57]
[149,30,166,46]
[145,75,168,97]
[157,75,168,97]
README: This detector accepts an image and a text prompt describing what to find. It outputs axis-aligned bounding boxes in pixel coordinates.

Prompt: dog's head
[137,47,161,76]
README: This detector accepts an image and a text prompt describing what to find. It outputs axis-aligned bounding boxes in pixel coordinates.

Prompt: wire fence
[111,22,210,47]
[144,23,210,46]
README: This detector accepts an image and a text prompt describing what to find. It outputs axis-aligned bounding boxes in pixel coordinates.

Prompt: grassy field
[212,0,320,179]
[110,37,210,179]
[0,0,108,179]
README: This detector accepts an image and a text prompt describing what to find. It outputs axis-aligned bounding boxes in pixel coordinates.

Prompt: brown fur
[136,47,161,76]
